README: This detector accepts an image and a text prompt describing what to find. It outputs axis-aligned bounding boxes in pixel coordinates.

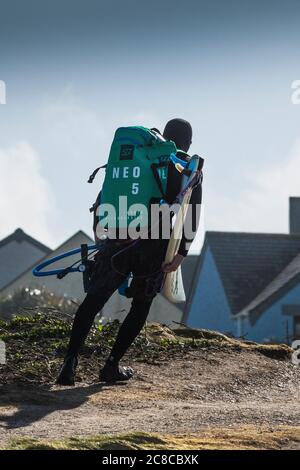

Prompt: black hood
[163,118,192,152]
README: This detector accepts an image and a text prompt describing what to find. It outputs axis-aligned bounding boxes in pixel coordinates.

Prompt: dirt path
[0,349,299,446]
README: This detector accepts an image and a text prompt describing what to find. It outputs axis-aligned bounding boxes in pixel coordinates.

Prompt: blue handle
[169,153,189,168]
[32,244,98,277]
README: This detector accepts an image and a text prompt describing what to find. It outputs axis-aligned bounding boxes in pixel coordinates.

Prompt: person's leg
[109,297,153,364]
[99,296,153,382]
[100,239,168,382]
[56,293,108,385]
[57,242,129,385]
[66,293,110,356]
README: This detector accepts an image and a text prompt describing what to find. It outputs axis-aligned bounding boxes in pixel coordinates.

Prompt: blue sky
[0,0,300,250]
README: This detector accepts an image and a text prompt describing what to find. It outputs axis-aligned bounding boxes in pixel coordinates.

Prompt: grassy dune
[0,312,292,385]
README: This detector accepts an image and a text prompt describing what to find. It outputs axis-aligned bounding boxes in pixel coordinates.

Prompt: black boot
[56,355,78,386]
[99,362,134,383]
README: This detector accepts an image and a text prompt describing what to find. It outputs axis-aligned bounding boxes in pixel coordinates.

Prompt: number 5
[132,183,139,195]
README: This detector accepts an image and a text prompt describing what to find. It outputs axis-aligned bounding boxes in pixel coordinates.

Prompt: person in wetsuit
[56,118,202,385]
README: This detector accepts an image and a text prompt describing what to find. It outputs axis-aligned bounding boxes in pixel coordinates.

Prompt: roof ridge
[53,229,94,251]
[0,228,51,253]
[206,230,300,238]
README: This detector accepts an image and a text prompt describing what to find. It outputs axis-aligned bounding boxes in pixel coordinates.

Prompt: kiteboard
[162,154,203,303]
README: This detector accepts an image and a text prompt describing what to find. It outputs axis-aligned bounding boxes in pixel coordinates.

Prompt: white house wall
[0,239,48,290]
[102,288,183,327]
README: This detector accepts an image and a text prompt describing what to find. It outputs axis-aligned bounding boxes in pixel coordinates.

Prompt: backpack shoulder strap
[151,161,169,200]
[87,164,107,184]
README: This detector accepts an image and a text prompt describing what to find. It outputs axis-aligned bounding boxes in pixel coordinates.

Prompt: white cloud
[36,91,165,246]
[123,111,162,128]
[41,90,107,166]
[0,142,56,246]
[206,138,300,234]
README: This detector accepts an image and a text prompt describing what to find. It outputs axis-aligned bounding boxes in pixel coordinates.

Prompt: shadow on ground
[0,382,125,430]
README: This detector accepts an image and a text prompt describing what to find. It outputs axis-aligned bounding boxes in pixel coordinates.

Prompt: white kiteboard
[162,155,202,303]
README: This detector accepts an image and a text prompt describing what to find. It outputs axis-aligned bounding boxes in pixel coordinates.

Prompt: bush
[0,287,76,320]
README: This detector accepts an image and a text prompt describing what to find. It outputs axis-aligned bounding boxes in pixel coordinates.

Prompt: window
[294,316,300,338]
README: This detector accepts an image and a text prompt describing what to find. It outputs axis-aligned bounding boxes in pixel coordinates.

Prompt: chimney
[289,197,300,234]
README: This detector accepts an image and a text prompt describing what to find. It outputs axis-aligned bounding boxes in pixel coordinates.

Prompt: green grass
[2,427,300,450]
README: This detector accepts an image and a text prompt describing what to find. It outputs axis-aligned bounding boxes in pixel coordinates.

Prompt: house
[0,228,51,292]
[0,230,94,301]
[184,197,300,344]
[236,252,300,342]
[0,228,198,326]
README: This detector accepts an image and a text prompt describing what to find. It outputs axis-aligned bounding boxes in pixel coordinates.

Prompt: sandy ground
[0,348,299,447]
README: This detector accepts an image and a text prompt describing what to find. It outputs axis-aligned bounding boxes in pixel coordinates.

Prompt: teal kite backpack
[89,126,177,232]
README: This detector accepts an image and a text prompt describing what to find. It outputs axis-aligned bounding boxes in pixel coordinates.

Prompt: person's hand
[162,253,184,273]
